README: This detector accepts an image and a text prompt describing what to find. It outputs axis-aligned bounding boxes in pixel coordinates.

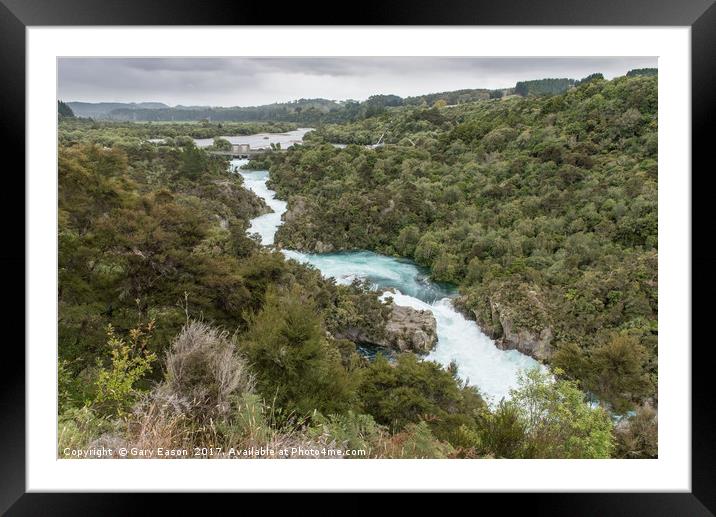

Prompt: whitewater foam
[234,161,286,245]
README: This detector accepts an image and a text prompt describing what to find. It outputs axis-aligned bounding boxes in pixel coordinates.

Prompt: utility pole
[376,130,386,146]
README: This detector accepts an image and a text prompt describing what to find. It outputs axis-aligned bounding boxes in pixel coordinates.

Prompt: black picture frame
[1,0,710,512]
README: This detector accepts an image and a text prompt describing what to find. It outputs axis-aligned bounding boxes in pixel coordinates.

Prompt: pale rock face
[283,196,307,223]
[495,323,553,362]
[481,297,553,362]
[313,240,335,253]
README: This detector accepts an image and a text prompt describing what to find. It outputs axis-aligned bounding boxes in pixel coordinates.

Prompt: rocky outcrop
[383,304,438,353]
[282,195,308,224]
[277,196,334,252]
[313,240,335,253]
[457,285,554,362]
[210,178,271,219]
[495,319,553,361]
[333,303,438,354]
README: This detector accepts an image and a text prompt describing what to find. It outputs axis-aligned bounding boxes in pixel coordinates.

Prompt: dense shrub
[164,321,254,418]
[242,287,357,419]
[357,353,485,445]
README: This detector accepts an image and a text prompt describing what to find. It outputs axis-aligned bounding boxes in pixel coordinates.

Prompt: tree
[576,73,604,85]
[58,100,75,118]
[179,144,208,179]
[626,68,658,77]
[242,287,356,418]
[212,137,232,151]
[509,368,614,458]
[395,225,421,256]
[357,353,485,441]
[614,404,658,458]
[515,78,575,96]
[414,234,442,267]
[552,341,589,383]
[480,400,528,457]
[93,321,157,418]
[585,334,652,413]
[431,252,461,282]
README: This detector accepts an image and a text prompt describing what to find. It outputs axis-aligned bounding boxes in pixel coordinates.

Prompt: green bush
[357,353,485,445]
[510,368,614,458]
[242,286,357,419]
[93,322,157,418]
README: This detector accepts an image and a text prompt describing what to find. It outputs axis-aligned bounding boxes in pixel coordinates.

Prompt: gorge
[233,158,543,404]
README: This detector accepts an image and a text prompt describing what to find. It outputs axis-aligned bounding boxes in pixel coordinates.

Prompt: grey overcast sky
[58,57,657,107]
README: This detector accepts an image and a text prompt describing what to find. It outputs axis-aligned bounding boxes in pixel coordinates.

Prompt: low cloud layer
[58,57,658,107]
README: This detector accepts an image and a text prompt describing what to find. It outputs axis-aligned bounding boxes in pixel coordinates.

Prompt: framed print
[2,0,711,511]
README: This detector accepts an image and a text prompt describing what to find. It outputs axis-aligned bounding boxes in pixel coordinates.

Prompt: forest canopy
[266,74,658,415]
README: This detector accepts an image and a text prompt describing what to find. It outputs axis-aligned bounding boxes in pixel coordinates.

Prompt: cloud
[58,56,658,107]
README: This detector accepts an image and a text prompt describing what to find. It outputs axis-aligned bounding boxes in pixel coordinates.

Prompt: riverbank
[194,128,313,149]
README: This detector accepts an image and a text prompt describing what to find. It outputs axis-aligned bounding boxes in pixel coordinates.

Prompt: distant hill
[515,78,576,97]
[105,98,344,123]
[66,70,653,122]
[67,92,508,124]
[403,88,495,106]
[67,101,169,118]
[626,68,658,77]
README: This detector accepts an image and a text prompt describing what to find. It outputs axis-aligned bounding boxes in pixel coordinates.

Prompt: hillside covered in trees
[265,74,658,416]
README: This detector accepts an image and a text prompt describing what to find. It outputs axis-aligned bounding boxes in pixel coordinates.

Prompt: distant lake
[193,128,313,149]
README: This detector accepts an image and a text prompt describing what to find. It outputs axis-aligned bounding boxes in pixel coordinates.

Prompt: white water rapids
[232,159,543,403]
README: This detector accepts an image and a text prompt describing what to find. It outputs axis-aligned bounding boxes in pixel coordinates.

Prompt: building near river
[232,143,251,156]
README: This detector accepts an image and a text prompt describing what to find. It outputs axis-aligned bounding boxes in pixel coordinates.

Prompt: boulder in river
[333,303,438,354]
[383,304,438,353]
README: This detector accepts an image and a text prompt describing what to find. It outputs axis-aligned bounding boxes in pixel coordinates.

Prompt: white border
[27,27,690,492]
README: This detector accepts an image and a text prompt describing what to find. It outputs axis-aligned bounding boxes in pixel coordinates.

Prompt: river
[194,128,313,150]
[232,159,543,404]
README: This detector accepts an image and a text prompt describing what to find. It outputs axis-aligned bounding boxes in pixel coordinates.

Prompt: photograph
[56,56,660,461]
[0,4,705,504]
